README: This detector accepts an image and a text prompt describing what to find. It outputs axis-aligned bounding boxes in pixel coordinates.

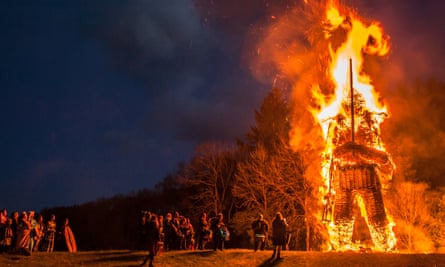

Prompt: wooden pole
[349,58,355,143]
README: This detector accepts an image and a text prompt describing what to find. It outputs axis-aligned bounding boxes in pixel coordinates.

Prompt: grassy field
[1,249,444,267]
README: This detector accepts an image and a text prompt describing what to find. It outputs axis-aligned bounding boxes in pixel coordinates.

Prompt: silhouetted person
[179,217,194,250]
[196,212,209,250]
[163,212,179,251]
[140,214,160,267]
[15,212,31,255]
[10,211,19,252]
[0,218,13,253]
[41,214,56,252]
[28,211,36,252]
[210,213,225,251]
[271,212,287,260]
[252,214,269,251]
[33,214,44,252]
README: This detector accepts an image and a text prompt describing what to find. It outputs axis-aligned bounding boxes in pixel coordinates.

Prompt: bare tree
[232,86,327,250]
[426,187,445,251]
[386,182,435,252]
[233,139,321,250]
[180,142,237,220]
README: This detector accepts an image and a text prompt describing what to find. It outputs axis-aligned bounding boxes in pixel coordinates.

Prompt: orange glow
[309,1,396,251]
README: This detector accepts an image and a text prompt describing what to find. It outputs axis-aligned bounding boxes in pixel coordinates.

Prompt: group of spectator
[138,211,230,267]
[0,208,76,255]
[138,211,229,251]
[138,210,289,266]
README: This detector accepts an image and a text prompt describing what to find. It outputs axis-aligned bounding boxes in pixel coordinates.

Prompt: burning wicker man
[323,89,396,251]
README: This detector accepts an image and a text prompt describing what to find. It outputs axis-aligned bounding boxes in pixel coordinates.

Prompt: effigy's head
[340,90,366,118]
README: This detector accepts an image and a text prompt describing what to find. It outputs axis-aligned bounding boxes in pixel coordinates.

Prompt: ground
[0,249,444,267]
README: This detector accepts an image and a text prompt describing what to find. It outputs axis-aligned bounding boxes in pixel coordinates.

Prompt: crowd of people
[0,208,77,256]
[137,211,230,267]
[138,210,289,266]
[1,206,289,264]
[138,211,230,251]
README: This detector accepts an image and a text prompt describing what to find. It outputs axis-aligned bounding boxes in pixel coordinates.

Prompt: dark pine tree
[242,87,291,154]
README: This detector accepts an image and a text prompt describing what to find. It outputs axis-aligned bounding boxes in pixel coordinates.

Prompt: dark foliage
[41,182,188,251]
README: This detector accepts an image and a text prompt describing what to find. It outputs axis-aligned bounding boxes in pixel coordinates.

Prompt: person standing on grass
[179,217,194,250]
[15,212,32,255]
[210,213,225,251]
[61,218,77,253]
[33,214,44,252]
[0,218,14,253]
[252,214,269,251]
[140,214,160,267]
[271,212,288,260]
[41,214,56,252]
[10,211,19,253]
[28,211,37,252]
[196,212,209,250]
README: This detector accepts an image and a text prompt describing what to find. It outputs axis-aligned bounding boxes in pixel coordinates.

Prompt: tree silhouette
[180,142,237,220]
[386,182,435,252]
[233,87,323,250]
[244,87,291,154]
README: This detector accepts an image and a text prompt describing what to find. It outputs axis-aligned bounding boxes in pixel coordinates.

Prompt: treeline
[39,185,186,250]
[41,81,445,252]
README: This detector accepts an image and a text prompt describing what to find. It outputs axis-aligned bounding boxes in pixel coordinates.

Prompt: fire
[312,1,396,251]
[246,0,399,251]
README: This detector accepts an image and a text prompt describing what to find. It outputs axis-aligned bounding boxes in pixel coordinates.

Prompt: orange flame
[316,2,389,139]
[311,1,396,251]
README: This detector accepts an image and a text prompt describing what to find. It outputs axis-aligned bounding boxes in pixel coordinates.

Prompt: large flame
[312,1,396,251]
[247,0,399,251]
[316,2,389,140]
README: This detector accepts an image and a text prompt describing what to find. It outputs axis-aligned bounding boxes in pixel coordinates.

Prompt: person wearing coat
[271,212,288,260]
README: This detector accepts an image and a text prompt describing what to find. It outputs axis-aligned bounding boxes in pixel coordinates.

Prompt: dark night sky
[1,0,444,212]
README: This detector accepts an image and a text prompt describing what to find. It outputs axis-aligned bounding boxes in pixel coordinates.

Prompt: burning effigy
[313,2,397,251]
[247,0,399,251]
[320,61,396,251]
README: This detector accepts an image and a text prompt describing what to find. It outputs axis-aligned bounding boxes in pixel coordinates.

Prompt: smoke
[91,0,270,143]
[361,0,445,187]
[91,0,445,184]
[239,1,323,149]
[382,80,445,187]
[236,0,445,187]
[191,0,445,250]
[357,0,445,84]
